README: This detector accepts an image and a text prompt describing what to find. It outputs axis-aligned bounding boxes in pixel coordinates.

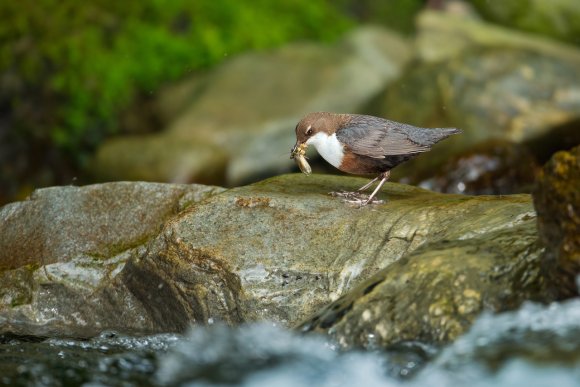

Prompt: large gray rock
[92,26,412,186]
[0,175,549,343]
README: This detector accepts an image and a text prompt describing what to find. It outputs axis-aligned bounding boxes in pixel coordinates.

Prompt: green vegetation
[0,0,352,201]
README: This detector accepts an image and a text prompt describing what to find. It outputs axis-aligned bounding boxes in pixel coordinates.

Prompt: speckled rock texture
[533,145,580,298]
[298,216,546,348]
[0,175,550,345]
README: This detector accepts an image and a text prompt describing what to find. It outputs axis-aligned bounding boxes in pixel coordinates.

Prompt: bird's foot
[329,191,384,206]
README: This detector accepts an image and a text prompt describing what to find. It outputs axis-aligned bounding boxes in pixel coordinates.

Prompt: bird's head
[291,112,338,155]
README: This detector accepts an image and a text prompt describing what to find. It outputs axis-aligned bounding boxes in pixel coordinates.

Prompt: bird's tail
[439,127,462,136]
[430,127,462,144]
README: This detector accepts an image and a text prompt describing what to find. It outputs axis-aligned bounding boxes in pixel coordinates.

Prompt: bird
[291,112,461,205]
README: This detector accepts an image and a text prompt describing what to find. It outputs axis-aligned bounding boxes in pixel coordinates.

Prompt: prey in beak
[290,142,312,175]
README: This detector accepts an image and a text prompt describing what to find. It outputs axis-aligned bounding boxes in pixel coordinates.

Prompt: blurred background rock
[2,0,580,205]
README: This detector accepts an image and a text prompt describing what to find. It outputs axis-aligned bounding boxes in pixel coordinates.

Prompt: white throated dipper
[291,112,461,205]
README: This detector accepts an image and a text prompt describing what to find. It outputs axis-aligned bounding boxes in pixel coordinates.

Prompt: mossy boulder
[533,145,580,298]
[299,216,546,348]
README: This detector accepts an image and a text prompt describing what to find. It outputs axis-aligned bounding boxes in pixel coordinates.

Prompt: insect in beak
[290,143,311,175]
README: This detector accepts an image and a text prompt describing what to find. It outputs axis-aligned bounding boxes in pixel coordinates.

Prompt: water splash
[2,300,580,386]
[156,323,394,387]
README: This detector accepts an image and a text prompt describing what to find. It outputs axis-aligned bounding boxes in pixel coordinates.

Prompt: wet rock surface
[299,213,547,348]
[0,182,223,271]
[0,175,549,344]
[533,145,580,298]
[0,182,224,336]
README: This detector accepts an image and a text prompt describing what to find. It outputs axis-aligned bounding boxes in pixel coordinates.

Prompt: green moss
[0,1,352,201]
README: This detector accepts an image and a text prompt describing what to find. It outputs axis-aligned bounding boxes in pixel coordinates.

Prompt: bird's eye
[306,127,313,136]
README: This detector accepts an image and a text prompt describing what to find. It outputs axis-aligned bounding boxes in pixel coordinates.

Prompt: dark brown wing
[335,115,432,159]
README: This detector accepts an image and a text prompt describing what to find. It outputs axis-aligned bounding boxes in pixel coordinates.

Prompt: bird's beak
[290,141,304,159]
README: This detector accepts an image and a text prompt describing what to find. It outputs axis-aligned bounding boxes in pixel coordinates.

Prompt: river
[1,298,579,386]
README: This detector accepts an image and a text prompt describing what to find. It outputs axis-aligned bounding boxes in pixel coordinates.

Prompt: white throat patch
[306,132,344,169]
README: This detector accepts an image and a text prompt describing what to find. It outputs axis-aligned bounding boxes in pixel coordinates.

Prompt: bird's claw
[329,191,384,206]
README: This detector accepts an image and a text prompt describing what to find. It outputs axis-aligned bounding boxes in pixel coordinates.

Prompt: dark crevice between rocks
[301,300,355,331]
[0,332,49,344]
[525,118,580,165]
[363,279,384,295]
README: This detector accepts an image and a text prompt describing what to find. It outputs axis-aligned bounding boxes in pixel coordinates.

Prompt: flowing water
[1,299,580,386]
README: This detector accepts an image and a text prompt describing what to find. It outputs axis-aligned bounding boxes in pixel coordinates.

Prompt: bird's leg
[330,171,390,205]
[363,171,390,205]
[357,176,380,192]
